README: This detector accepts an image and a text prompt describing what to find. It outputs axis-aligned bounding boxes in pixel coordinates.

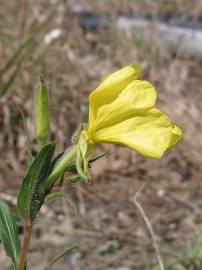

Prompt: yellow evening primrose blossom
[84,64,182,159]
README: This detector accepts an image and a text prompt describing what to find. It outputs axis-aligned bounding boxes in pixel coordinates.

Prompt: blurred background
[1,0,202,269]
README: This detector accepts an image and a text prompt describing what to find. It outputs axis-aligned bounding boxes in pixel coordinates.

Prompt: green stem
[45,145,78,192]
[16,220,32,270]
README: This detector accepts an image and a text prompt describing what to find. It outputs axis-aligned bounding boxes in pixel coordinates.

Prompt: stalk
[16,220,32,270]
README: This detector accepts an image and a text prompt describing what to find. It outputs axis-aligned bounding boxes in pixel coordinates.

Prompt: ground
[0,0,202,269]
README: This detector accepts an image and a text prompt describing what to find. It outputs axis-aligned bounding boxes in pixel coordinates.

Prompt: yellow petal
[89,65,141,119]
[88,105,94,127]
[91,80,157,131]
[90,108,175,159]
[169,124,182,149]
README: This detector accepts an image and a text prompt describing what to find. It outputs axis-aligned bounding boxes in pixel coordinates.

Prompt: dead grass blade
[133,187,165,270]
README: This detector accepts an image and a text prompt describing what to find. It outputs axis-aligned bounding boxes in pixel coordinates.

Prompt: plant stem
[17,221,32,270]
[44,145,78,192]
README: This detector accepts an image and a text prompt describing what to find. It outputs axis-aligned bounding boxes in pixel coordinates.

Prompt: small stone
[157,189,166,197]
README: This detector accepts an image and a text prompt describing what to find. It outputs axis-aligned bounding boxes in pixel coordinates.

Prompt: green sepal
[0,200,21,268]
[45,149,108,189]
[88,150,108,164]
[64,150,107,172]
[76,147,89,182]
[57,150,108,185]
[66,174,82,184]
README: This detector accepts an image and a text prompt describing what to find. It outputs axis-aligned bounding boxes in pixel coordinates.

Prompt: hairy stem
[17,221,32,270]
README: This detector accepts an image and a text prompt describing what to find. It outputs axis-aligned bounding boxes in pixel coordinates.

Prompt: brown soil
[0,1,202,269]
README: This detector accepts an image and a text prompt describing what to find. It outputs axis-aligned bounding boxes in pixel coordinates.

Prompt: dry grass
[1,0,202,269]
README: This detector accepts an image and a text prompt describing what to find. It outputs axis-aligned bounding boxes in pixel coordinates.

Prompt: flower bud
[34,77,50,148]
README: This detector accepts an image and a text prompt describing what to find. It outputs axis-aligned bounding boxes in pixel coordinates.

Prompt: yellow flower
[86,64,182,159]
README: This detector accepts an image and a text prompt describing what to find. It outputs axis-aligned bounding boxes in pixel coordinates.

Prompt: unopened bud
[34,77,50,148]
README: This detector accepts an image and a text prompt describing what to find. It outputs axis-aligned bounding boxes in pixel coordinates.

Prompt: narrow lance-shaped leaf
[46,192,78,216]
[17,143,55,222]
[0,200,21,267]
[43,245,79,270]
[65,150,108,172]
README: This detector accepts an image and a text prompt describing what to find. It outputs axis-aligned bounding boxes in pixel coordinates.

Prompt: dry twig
[133,187,165,270]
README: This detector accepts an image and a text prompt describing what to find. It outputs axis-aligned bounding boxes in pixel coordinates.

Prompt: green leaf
[42,245,78,270]
[17,143,55,222]
[67,174,82,184]
[88,150,108,164]
[0,200,21,267]
[16,104,32,166]
[46,192,78,216]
